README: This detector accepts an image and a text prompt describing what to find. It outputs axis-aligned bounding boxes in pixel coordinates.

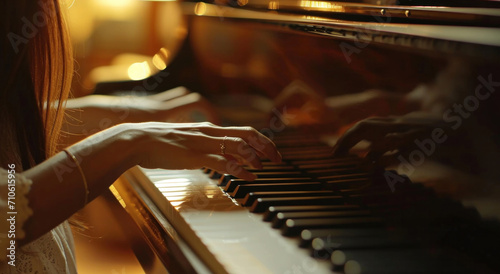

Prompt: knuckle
[200,121,215,128]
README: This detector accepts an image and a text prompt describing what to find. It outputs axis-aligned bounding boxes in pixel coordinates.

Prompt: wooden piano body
[98,1,500,273]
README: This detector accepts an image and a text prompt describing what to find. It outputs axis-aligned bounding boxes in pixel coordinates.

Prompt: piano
[98,0,500,273]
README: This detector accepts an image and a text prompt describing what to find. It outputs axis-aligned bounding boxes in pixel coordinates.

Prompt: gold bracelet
[63,149,89,206]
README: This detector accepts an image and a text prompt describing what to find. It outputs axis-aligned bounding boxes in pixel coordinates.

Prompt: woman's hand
[22,121,281,244]
[147,92,220,124]
[62,87,219,145]
[123,122,282,181]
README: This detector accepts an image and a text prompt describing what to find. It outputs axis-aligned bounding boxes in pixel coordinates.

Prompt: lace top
[0,168,77,273]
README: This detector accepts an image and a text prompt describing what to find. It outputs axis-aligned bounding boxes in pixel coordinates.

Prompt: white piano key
[129,166,334,274]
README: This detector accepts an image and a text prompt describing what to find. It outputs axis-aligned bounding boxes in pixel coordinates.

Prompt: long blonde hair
[0,0,73,169]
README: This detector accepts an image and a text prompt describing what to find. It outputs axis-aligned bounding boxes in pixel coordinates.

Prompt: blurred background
[65,0,186,97]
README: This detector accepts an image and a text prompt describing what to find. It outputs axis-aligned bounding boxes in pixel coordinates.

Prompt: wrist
[68,123,138,199]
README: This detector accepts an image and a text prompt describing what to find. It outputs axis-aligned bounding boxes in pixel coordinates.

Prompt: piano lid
[221,0,500,25]
[182,1,500,60]
[188,0,500,25]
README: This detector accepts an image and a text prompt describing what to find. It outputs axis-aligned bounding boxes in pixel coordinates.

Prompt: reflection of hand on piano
[273,80,331,126]
[272,80,417,130]
[331,114,453,165]
[325,89,419,129]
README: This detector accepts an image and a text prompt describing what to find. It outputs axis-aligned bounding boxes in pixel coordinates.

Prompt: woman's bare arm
[21,122,282,246]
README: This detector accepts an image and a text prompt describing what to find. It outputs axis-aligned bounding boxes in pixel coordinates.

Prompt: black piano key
[308,168,363,177]
[279,146,331,154]
[311,235,416,258]
[250,195,345,213]
[347,186,436,205]
[260,161,292,167]
[218,174,233,186]
[300,228,390,247]
[219,171,309,186]
[340,184,390,194]
[224,178,313,193]
[281,153,337,161]
[297,159,361,170]
[245,165,297,172]
[208,169,222,179]
[347,191,411,204]
[278,145,331,154]
[243,191,335,207]
[281,148,333,155]
[272,136,322,147]
[272,210,372,228]
[282,217,383,236]
[333,249,467,274]
[299,163,359,170]
[320,173,371,182]
[263,204,361,222]
[326,178,371,190]
[291,156,361,166]
[339,186,393,198]
[231,182,324,199]
[250,171,307,178]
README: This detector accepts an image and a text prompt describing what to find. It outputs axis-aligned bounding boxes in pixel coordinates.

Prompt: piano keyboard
[126,131,500,273]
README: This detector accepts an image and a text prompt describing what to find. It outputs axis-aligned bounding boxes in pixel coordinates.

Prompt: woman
[0,1,281,273]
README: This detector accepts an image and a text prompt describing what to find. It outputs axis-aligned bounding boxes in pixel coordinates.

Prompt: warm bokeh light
[64,0,186,95]
[65,1,95,45]
[268,1,279,10]
[299,1,345,11]
[66,0,148,50]
[152,48,170,70]
[92,0,135,8]
[127,61,152,80]
[91,0,139,20]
